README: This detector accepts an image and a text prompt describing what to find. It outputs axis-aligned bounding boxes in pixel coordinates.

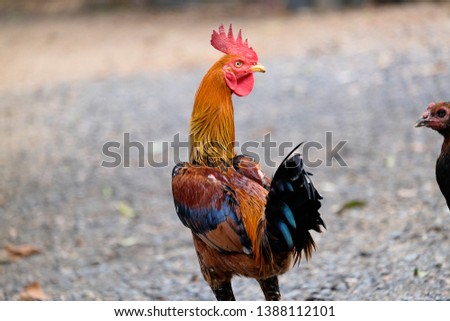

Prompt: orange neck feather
[189,59,235,166]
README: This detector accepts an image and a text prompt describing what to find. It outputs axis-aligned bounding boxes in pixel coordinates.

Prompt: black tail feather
[265,144,325,260]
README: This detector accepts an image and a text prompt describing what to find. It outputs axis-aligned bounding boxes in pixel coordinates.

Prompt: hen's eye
[437,109,446,118]
[235,61,242,68]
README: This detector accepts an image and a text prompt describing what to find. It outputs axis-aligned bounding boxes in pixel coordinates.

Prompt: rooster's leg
[193,236,236,300]
[212,281,235,301]
[258,276,281,301]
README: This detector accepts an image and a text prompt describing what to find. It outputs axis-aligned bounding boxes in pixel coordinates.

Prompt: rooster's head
[210,24,265,97]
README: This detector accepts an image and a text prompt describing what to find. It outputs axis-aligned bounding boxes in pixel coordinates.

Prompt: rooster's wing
[172,162,253,254]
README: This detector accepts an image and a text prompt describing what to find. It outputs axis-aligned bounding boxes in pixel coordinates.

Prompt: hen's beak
[249,64,266,73]
[415,117,429,128]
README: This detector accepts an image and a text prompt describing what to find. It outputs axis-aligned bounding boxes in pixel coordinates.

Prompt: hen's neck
[189,63,235,167]
[441,134,450,155]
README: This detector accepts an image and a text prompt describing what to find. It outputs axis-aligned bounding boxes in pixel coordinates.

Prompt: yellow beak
[249,64,266,73]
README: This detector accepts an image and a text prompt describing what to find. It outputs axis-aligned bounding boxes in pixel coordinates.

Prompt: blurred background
[0,0,443,15]
[0,0,445,14]
[1,0,450,300]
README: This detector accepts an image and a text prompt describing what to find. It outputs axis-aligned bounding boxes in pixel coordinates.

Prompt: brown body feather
[172,160,294,294]
[172,161,272,266]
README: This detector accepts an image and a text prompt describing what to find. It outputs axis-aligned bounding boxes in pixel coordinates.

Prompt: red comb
[210,24,258,61]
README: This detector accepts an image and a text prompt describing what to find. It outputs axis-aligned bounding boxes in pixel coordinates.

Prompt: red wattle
[232,73,255,97]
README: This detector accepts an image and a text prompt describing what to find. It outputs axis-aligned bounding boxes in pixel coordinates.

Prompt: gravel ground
[1,3,450,300]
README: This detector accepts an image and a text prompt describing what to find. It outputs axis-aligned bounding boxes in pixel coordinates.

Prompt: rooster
[416,101,450,209]
[172,24,325,301]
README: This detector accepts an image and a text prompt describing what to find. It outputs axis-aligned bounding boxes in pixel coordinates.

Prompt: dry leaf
[385,155,396,168]
[19,282,48,301]
[413,267,429,279]
[5,243,41,261]
[0,249,12,264]
[336,200,367,215]
[119,237,139,247]
[116,201,135,219]
[101,186,113,199]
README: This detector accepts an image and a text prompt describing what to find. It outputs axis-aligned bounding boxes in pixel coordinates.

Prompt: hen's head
[211,24,265,97]
[416,102,450,135]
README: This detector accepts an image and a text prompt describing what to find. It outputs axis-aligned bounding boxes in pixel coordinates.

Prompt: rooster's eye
[234,61,242,68]
[437,109,446,118]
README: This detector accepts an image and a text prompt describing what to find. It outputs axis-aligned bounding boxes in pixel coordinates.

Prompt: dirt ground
[1,3,450,300]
